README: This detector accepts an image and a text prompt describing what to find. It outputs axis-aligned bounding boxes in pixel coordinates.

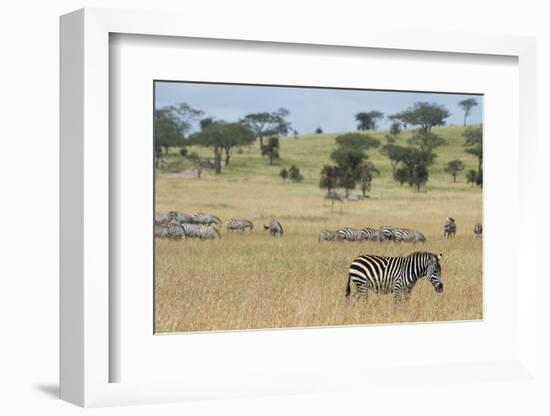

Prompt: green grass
[157,124,480,193]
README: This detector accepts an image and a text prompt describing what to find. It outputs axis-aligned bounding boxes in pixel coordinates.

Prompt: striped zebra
[155,211,178,225]
[360,227,379,241]
[337,227,364,241]
[474,223,482,238]
[346,251,444,303]
[198,225,221,240]
[443,217,457,238]
[165,223,186,239]
[379,226,426,243]
[319,230,339,242]
[176,213,196,224]
[264,219,283,237]
[191,212,222,226]
[180,223,220,239]
[154,225,169,238]
[226,219,254,231]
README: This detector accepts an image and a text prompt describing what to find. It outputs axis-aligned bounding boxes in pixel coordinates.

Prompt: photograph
[153,81,483,333]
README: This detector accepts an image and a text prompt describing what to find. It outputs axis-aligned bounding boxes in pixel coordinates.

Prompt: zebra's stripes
[155,211,178,225]
[346,251,443,302]
[337,227,364,241]
[176,213,196,224]
[319,230,339,242]
[226,219,254,231]
[166,223,187,239]
[360,227,380,241]
[191,212,222,226]
[474,223,482,238]
[264,219,283,237]
[443,217,457,238]
[378,226,426,243]
[154,225,169,238]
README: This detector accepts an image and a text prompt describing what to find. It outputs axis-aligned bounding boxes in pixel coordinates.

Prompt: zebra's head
[426,253,443,293]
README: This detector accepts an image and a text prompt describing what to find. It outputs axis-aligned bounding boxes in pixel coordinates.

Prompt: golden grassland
[155,125,483,333]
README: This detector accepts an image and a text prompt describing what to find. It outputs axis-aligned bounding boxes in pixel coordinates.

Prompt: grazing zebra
[176,213,196,224]
[337,227,365,241]
[155,211,178,225]
[346,251,444,303]
[198,225,221,240]
[379,226,426,243]
[319,230,339,242]
[474,223,482,238]
[360,227,379,241]
[179,223,220,239]
[443,217,457,238]
[191,212,222,226]
[154,225,169,238]
[264,219,283,237]
[378,225,397,242]
[165,223,186,239]
[226,219,254,232]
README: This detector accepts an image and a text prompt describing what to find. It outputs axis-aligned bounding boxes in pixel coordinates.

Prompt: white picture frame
[60,7,539,408]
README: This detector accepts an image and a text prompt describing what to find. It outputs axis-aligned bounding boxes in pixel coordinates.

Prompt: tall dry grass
[155,174,482,333]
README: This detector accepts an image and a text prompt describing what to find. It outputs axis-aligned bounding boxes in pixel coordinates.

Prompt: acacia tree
[390,102,450,134]
[240,108,291,148]
[189,122,255,174]
[444,160,465,182]
[154,107,183,155]
[458,98,478,126]
[358,161,380,198]
[261,137,280,165]
[319,165,339,195]
[355,111,384,131]
[464,125,483,187]
[329,133,380,197]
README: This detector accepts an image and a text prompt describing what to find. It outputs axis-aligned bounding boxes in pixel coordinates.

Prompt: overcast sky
[155,81,483,134]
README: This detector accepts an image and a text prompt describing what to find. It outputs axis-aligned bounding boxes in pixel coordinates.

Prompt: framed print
[60,8,539,408]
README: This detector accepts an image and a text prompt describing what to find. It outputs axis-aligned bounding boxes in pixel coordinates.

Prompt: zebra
[154,225,169,238]
[337,227,365,241]
[191,212,222,226]
[226,219,254,232]
[346,251,444,303]
[378,225,397,242]
[198,225,221,240]
[155,211,178,225]
[474,223,482,238]
[176,213,196,224]
[319,230,339,242]
[443,217,457,238]
[264,219,283,237]
[165,223,186,239]
[180,223,220,239]
[379,226,426,243]
[360,227,379,241]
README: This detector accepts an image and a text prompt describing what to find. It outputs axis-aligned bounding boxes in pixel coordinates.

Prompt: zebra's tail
[345,273,351,298]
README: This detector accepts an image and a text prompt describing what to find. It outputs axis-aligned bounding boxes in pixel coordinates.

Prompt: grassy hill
[157,124,481,196]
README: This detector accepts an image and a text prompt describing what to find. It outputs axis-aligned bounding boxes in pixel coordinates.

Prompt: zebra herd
[155,211,283,239]
[320,225,426,243]
[443,217,483,239]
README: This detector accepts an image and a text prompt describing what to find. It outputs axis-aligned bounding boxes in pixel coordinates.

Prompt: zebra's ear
[437,253,443,260]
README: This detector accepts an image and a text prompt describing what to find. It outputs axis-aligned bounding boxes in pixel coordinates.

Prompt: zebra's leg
[393,286,403,303]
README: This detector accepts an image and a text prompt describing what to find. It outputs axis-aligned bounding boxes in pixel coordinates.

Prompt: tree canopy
[390,102,450,134]
[355,111,384,131]
[240,108,291,148]
[188,122,255,174]
[458,98,478,126]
